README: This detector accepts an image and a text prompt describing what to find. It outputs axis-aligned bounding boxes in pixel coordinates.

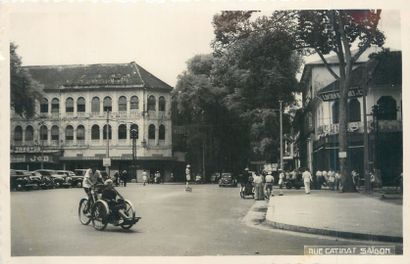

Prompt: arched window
[118,124,127,140]
[76,125,85,140]
[51,126,59,141]
[65,125,74,141]
[159,124,165,140]
[91,125,100,140]
[92,97,100,113]
[40,98,49,113]
[14,126,22,142]
[40,125,48,141]
[130,96,139,110]
[348,98,361,122]
[103,97,112,112]
[148,124,155,139]
[51,98,59,113]
[66,98,74,113]
[130,124,138,139]
[103,124,112,140]
[377,96,397,120]
[332,100,339,124]
[118,96,127,112]
[77,97,86,112]
[25,126,34,142]
[148,95,156,111]
[159,96,166,112]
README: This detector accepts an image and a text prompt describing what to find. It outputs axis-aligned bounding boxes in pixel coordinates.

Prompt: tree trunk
[339,78,356,192]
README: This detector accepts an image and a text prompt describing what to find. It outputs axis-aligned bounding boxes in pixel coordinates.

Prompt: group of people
[142,170,163,185]
[315,170,342,191]
[240,169,276,200]
[113,170,129,187]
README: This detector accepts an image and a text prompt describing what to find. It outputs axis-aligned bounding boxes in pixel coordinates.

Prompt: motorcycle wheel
[120,200,136,230]
[78,198,91,225]
[92,200,109,231]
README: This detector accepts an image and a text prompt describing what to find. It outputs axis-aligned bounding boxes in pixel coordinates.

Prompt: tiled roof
[317,51,401,95]
[23,62,172,91]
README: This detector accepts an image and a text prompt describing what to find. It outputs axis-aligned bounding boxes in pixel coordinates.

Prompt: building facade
[10,62,179,181]
[299,50,402,185]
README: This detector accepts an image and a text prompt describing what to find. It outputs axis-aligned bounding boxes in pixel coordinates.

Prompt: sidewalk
[265,190,403,242]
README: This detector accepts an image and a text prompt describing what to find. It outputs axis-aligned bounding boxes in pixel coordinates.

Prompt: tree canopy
[10,42,43,118]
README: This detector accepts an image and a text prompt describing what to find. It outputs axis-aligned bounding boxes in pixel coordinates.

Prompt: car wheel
[77,181,82,188]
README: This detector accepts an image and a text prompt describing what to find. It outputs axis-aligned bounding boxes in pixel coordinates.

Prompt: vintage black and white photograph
[2,1,408,263]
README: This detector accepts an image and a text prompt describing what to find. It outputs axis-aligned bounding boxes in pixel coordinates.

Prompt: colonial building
[10,62,179,181]
[299,50,402,185]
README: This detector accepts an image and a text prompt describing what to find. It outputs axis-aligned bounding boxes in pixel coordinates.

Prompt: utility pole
[279,100,283,171]
[362,64,370,193]
[131,128,138,181]
[105,110,110,175]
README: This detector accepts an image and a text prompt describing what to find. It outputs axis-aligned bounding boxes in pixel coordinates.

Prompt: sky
[9,3,402,87]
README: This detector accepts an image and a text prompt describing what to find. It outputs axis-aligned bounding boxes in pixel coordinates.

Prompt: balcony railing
[317,119,402,138]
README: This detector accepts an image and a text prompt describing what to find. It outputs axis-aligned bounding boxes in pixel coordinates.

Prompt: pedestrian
[185,164,191,191]
[351,170,359,189]
[253,172,264,200]
[322,170,328,187]
[142,170,148,186]
[302,168,313,194]
[278,170,284,189]
[114,171,120,187]
[334,171,341,191]
[328,170,335,190]
[122,170,128,187]
[155,170,161,184]
[315,170,323,190]
[265,171,275,198]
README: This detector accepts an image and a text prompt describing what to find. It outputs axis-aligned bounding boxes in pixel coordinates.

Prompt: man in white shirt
[265,171,275,197]
[315,170,323,190]
[302,168,313,194]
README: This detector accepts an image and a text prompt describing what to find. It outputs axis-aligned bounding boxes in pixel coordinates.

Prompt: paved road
[11,184,390,256]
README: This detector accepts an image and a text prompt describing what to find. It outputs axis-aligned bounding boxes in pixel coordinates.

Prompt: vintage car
[218,172,238,187]
[55,170,76,188]
[10,169,40,191]
[35,169,70,188]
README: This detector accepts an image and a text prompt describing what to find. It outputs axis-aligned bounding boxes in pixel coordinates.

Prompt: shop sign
[103,158,111,167]
[10,154,57,163]
[319,88,363,101]
[12,145,41,153]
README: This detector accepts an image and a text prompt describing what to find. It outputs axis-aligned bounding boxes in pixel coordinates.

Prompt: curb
[264,219,403,243]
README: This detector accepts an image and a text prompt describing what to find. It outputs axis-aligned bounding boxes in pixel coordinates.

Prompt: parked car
[218,172,238,187]
[35,169,68,188]
[29,171,52,189]
[55,170,75,188]
[10,169,39,191]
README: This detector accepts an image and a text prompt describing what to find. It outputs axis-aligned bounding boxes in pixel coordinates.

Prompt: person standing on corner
[302,168,313,194]
[185,164,191,191]
[122,170,128,187]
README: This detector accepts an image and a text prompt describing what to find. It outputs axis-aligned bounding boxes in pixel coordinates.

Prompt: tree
[10,42,43,118]
[212,11,302,165]
[172,54,248,175]
[212,10,384,192]
[295,10,384,192]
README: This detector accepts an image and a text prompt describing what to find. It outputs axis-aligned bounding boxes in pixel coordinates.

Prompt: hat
[104,179,113,186]
[186,164,191,168]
